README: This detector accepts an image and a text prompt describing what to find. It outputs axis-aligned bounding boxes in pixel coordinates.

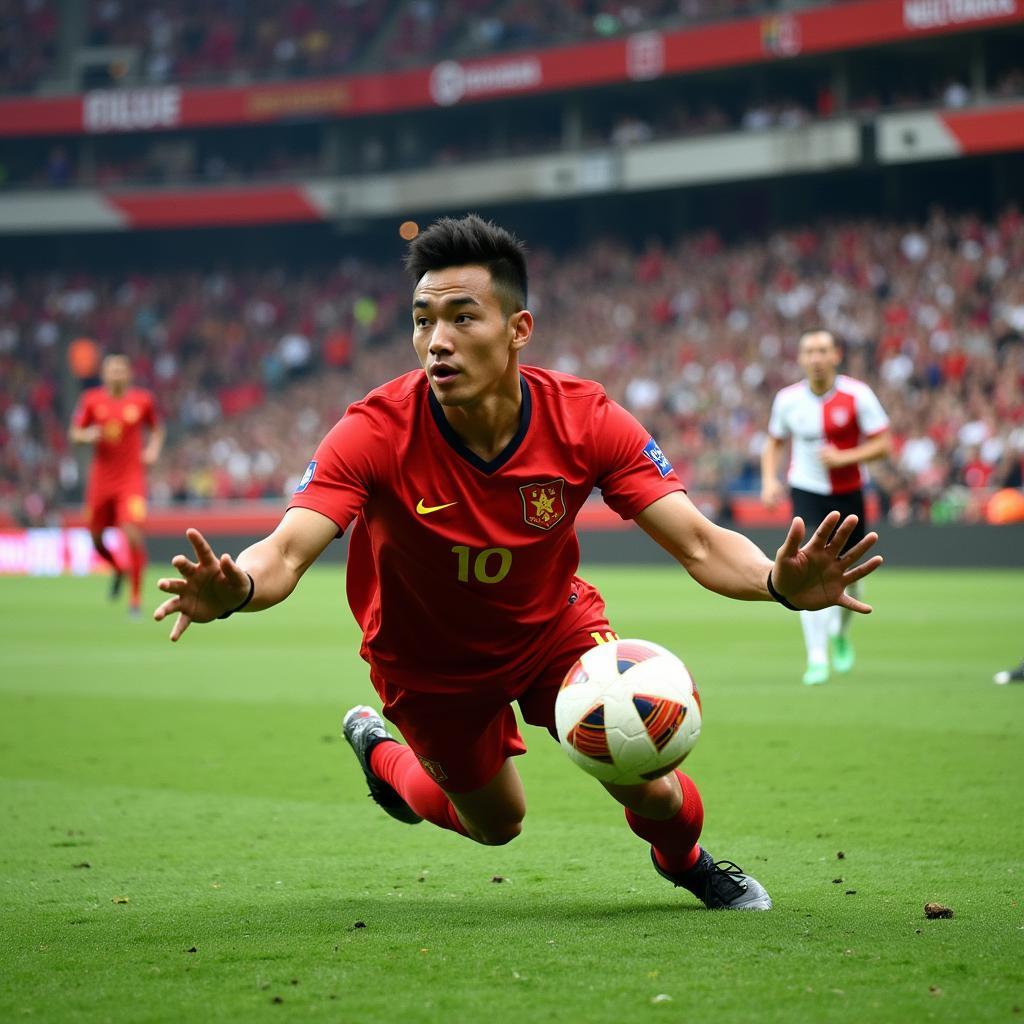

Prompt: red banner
[0,0,1019,138]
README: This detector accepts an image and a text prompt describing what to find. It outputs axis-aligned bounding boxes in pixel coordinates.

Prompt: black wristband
[767,570,799,611]
[218,572,255,619]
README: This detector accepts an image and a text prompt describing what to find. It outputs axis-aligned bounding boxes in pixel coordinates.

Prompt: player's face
[101,356,131,395]
[412,265,531,408]
[798,332,839,390]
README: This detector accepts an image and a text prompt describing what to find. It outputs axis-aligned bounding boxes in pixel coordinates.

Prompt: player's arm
[143,423,166,465]
[154,507,338,642]
[69,424,101,443]
[820,429,892,469]
[634,491,882,613]
[69,395,101,444]
[759,435,788,507]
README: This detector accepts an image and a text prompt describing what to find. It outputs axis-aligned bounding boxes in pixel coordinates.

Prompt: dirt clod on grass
[924,902,954,919]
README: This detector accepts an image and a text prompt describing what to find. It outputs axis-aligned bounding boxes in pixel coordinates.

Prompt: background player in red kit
[70,354,164,616]
[155,217,883,911]
[761,330,891,685]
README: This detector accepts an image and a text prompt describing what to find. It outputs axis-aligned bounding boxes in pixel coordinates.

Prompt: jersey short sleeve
[592,397,684,520]
[767,389,791,440]
[287,403,388,534]
[853,382,889,437]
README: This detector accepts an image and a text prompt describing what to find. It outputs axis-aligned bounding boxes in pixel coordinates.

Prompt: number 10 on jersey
[451,545,512,584]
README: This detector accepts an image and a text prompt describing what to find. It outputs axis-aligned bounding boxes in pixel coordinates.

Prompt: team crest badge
[123,404,140,424]
[294,460,317,493]
[520,479,567,531]
[642,437,673,478]
[830,407,850,428]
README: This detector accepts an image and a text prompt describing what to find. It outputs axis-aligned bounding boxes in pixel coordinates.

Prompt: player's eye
[415,317,430,327]
[455,314,472,324]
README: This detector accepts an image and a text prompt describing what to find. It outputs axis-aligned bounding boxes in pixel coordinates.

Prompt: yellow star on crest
[532,491,556,518]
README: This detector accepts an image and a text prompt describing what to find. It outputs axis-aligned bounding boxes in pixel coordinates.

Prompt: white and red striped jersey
[768,375,889,496]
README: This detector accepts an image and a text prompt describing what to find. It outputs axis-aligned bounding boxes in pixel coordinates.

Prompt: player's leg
[799,609,831,684]
[828,490,867,674]
[343,687,529,845]
[118,494,149,615]
[88,497,124,596]
[790,487,831,684]
[518,588,770,909]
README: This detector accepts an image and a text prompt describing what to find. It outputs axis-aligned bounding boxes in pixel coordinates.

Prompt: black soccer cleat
[342,705,422,825]
[993,660,1024,685]
[652,847,773,910]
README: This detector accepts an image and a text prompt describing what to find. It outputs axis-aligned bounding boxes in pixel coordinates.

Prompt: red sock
[369,741,468,836]
[624,771,704,874]
[128,542,146,607]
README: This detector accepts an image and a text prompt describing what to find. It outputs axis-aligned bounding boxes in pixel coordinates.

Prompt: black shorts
[789,487,866,555]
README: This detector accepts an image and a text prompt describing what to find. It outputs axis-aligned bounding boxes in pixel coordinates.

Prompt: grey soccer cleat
[652,847,773,910]
[342,705,422,825]
[993,660,1024,685]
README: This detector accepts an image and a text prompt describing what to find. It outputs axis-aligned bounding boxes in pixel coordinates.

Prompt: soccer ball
[554,639,702,786]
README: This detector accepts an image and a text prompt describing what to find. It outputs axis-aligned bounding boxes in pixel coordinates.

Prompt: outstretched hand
[771,512,883,613]
[153,528,251,642]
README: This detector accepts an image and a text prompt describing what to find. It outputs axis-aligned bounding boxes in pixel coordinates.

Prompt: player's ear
[509,309,532,352]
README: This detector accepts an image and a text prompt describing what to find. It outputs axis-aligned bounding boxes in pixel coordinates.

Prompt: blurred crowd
[2,205,1023,527]
[7,0,849,95]
[0,0,58,94]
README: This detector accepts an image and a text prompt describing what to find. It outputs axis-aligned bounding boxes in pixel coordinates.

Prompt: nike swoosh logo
[416,499,458,515]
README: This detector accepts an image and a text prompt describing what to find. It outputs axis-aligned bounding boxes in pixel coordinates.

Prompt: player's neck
[807,374,835,397]
[107,385,127,398]
[441,377,523,462]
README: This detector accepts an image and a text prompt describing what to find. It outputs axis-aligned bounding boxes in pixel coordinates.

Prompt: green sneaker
[801,661,829,686]
[830,634,855,674]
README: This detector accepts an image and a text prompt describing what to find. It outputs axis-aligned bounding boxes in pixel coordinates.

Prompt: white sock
[800,609,830,665]
[826,605,842,639]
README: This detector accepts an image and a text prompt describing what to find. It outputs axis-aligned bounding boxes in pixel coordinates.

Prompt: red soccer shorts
[87,491,147,534]
[369,581,619,793]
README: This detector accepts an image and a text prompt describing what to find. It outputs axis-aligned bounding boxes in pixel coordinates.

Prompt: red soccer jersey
[289,366,683,694]
[73,387,158,497]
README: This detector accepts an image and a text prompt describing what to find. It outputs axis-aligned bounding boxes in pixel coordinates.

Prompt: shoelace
[701,860,749,902]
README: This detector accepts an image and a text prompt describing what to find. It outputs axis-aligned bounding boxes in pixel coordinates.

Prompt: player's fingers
[838,591,873,614]
[170,612,192,643]
[219,552,249,587]
[186,527,218,566]
[777,517,806,559]
[157,577,187,594]
[842,554,884,585]
[806,510,842,550]
[839,532,878,566]
[171,554,197,577]
[826,514,858,554]
[152,595,181,621]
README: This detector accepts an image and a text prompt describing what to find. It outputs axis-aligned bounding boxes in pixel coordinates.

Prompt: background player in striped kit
[761,330,892,685]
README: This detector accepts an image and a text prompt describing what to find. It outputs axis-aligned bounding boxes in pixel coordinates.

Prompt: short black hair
[799,328,838,347]
[404,214,528,315]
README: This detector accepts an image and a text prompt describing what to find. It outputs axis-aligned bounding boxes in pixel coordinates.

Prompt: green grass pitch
[1,566,1022,1023]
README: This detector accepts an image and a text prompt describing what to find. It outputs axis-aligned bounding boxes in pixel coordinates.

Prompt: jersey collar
[427,374,532,476]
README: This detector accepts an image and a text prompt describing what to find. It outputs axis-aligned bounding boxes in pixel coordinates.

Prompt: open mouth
[431,364,459,382]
